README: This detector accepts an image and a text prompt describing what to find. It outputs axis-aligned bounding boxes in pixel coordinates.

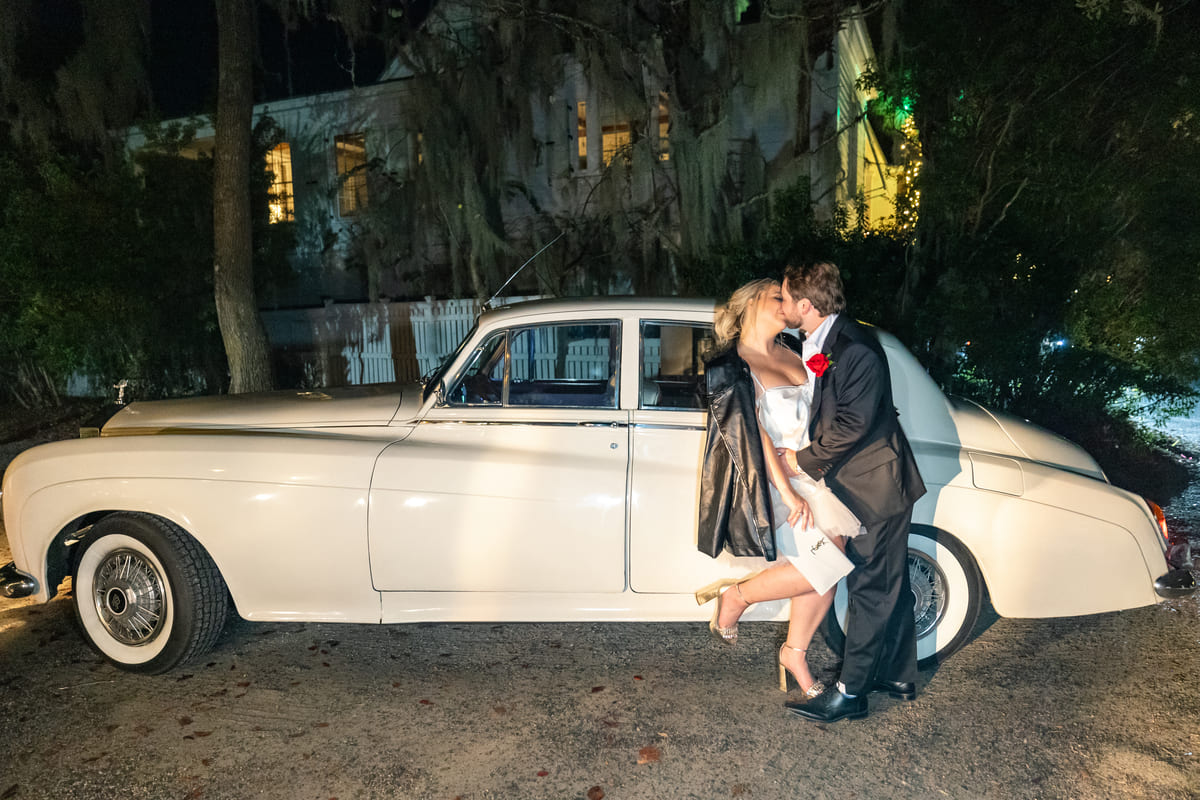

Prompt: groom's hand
[775,447,800,477]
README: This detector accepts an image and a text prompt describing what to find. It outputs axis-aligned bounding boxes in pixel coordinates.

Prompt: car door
[368,319,629,593]
[628,319,755,592]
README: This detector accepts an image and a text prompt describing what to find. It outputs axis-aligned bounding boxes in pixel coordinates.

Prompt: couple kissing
[695,261,927,723]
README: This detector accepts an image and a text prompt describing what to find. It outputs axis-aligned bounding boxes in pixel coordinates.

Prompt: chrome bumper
[0,561,38,599]
[1154,568,1197,599]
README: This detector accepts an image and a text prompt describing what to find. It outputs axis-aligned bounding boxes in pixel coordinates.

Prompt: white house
[126,4,902,387]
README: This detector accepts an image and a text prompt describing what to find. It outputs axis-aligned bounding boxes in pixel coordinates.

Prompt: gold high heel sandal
[778,643,825,698]
[694,579,749,645]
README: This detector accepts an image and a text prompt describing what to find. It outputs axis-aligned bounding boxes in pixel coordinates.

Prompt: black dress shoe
[870,679,916,701]
[785,686,868,722]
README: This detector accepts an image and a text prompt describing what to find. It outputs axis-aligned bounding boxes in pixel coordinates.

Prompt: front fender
[3,433,398,622]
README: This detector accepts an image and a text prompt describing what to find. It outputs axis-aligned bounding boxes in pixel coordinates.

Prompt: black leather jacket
[696,335,804,561]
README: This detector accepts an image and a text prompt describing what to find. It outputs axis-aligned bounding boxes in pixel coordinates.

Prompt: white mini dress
[752,372,863,595]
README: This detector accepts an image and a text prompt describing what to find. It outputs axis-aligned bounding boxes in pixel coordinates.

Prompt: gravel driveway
[2,413,1198,800]
[2,531,1198,800]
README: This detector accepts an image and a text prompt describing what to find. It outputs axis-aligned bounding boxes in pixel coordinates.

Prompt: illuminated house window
[577,101,588,170]
[335,133,368,217]
[601,114,631,166]
[265,143,294,223]
[573,87,660,171]
[657,93,670,162]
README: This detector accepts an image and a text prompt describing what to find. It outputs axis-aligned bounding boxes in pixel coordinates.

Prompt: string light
[895,114,922,235]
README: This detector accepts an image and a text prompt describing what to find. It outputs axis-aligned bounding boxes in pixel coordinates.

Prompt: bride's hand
[775,447,800,477]
[782,491,813,530]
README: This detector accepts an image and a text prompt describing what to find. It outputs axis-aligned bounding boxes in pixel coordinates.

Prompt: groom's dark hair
[783,261,846,316]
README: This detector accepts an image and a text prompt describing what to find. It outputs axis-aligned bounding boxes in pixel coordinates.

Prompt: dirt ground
[1,575,1198,800]
[1,405,1198,800]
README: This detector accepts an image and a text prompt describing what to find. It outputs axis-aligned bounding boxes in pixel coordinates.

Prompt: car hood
[947,397,1105,481]
[102,383,423,434]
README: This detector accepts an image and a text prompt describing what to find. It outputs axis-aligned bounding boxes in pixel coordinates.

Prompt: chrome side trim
[1,561,38,599]
[631,423,706,432]
[419,419,628,428]
[1154,568,1197,599]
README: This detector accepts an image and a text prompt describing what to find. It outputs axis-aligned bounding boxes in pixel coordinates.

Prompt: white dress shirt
[801,313,839,376]
[785,312,838,473]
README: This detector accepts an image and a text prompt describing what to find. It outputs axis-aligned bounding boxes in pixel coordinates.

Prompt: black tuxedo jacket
[794,315,925,525]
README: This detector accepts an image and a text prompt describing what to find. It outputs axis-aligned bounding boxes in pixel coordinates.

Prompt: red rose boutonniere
[806,353,832,377]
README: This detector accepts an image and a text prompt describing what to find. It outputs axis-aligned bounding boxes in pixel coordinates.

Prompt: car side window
[508,322,620,408]
[640,322,713,410]
[447,333,505,405]
[448,322,621,409]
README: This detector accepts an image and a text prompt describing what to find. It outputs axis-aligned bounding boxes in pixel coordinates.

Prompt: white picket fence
[72,295,637,397]
[68,296,682,397]
[263,296,541,388]
[506,331,614,382]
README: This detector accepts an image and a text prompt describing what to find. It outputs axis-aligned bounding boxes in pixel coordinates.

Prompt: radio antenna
[483,232,564,311]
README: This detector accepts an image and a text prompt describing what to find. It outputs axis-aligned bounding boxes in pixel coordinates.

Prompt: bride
[695,278,864,699]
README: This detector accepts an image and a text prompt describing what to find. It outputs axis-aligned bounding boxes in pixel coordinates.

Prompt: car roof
[482,296,718,324]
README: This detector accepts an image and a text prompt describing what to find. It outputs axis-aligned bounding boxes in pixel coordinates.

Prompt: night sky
[151,0,387,117]
[21,0,388,120]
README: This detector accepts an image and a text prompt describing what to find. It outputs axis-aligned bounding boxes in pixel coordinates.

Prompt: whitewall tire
[829,525,984,669]
[72,513,228,674]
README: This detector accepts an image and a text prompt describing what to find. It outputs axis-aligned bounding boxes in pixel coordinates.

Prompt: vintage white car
[1,298,1194,673]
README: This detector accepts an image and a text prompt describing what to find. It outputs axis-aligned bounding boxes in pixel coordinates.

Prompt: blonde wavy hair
[713,278,780,349]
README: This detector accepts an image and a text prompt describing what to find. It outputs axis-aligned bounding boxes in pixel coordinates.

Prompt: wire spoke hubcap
[909,551,946,640]
[92,548,166,646]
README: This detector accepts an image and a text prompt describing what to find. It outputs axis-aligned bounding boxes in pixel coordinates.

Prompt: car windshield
[421,320,481,401]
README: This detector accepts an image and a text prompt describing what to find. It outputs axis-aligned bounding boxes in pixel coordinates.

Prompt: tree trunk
[213,0,272,393]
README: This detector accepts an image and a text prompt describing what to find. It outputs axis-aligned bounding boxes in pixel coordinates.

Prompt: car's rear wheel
[72,513,227,674]
[827,525,984,669]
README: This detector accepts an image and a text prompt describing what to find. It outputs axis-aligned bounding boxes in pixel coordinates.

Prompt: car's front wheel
[828,525,984,669]
[72,513,228,674]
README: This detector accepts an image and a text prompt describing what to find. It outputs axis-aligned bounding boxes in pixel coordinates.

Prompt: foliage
[678,179,908,315]
[344,0,862,300]
[11,362,59,410]
[0,0,150,161]
[0,120,295,401]
[681,175,1192,499]
[0,148,223,400]
[863,0,1200,431]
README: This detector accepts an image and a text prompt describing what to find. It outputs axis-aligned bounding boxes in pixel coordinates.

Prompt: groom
[776,261,926,723]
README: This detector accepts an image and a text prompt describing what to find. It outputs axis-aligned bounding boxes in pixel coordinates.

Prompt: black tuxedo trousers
[841,506,918,693]
[795,315,924,694]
